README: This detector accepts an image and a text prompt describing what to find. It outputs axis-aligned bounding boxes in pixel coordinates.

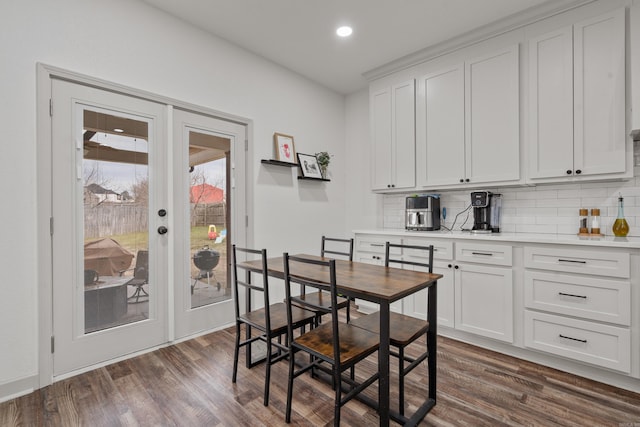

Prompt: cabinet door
[354,235,402,313]
[574,9,626,176]
[401,261,454,328]
[455,263,513,342]
[465,45,520,184]
[528,27,574,179]
[370,87,393,190]
[392,80,416,190]
[416,65,465,187]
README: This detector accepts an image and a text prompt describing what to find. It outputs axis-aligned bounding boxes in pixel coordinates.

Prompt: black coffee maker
[471,191,502,233]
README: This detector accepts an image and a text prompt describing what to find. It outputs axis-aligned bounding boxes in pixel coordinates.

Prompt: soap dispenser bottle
[612,193,629,237]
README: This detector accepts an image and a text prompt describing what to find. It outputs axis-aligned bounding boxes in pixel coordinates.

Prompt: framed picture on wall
[273,132,297,163]
[297,153,323,179]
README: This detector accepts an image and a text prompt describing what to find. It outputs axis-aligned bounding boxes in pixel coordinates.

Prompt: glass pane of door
[188,131,231,308]
[82,110,150,332]
[172,108,244,340]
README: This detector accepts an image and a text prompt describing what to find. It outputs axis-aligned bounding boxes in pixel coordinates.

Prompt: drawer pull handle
[558,259,587,264]
[371,244,384,247]
[559,334,587,343]
[558,292,587,299]
[471,252,493,256]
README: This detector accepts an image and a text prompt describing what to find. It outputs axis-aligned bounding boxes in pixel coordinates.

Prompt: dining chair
[349,242,435,416]
[296,236,354,324]
[124,250,149,303]
[283,253,379,426]
[231,245,315,407]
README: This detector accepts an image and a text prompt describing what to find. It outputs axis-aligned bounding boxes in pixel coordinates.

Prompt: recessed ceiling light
[113,128,124,133]
[336,26,353,37]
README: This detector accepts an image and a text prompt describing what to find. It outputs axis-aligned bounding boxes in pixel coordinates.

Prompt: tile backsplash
[383,172,640,237]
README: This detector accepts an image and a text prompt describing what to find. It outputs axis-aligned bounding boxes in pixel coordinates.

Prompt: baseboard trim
[0,375,39,404]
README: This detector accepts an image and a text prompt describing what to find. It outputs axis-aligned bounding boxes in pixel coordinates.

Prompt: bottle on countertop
[612,193,629,237]
[578,208,588,234]
[590,208,601,235]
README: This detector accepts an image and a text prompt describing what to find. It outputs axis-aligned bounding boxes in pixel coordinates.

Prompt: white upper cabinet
[416,64,465,187]
[528,27,574,179]
[465,45,520,184]
[528,9,627,182]
[416,45,520,189]
[370,80,416,191]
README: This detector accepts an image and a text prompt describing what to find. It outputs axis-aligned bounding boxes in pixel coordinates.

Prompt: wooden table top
[238,253,442,304]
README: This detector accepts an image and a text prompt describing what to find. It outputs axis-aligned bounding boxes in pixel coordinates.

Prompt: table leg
[427,282,437,401]
[379,303,390,427]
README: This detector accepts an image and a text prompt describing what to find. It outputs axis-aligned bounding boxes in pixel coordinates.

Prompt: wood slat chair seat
[293,321,379,366]
[349,311,429,347]
[284,253,379,426]
[232,246,316,408]
[240,302,314,334]
[296,292,349,316]
[349,242,435,417]
[297,236,354,324]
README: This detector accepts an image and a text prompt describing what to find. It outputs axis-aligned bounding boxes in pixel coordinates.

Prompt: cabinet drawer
[356,236,401,255]
[455,242,512,266]
[524,246,629,278]
[524,271,630,326]
[403,238,453,261]
[524,311,630,373]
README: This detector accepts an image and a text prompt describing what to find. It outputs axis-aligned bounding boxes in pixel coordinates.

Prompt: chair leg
[334,369,341,427]
[399,346,405,416]
[232,322,241,383]
[128,285,149,303]
[286,351,295,423]
[264,337,273,406]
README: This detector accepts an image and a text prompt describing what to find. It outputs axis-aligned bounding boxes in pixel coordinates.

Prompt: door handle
[158,226,168,235]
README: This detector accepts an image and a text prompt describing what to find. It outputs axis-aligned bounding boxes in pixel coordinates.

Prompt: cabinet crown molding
[363,0,596,82]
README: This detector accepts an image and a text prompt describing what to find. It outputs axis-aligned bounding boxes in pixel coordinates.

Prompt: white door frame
[36,63,254,387]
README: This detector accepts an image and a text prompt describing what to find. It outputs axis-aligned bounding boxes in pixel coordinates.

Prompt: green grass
[87,226,227,256]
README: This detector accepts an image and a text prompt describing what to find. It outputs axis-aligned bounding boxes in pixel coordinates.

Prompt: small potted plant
[315,151,332,179]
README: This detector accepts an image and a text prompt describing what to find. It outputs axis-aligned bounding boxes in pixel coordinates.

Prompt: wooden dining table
[238,253,442,427]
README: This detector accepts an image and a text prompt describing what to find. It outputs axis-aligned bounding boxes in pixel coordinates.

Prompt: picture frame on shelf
[297,153,323,179]
[273,132,297,163]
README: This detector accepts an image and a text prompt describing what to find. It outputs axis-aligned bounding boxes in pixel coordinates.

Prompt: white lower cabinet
[402,238,455,328]
[524,271,631,326]
[452,241,514,342]
[354,235,402,313]
[524,311,631,373]
[454,263,513,342]
[354,231,639,392]
[524,245,632,373]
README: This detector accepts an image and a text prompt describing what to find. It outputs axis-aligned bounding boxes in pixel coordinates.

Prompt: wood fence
[84,202,226,238]
[84,204,148,238]
[191,202,226,227]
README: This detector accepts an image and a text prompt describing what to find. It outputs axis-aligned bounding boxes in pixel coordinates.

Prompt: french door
[50,78,247,376]
[173,108,246,339]
[51,79,168,376]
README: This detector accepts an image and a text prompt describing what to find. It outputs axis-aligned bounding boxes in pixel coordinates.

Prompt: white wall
[345,89,380,232]
[0,0,346,399]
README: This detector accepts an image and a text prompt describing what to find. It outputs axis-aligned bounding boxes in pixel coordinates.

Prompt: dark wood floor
[2,306,640,426]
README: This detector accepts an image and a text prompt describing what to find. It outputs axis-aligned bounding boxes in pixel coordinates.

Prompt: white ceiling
[142,0,586,94]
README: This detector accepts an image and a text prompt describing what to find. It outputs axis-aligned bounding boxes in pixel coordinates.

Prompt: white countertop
[352,229,640,249]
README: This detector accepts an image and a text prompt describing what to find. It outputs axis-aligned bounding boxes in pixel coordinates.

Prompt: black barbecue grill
[192,246,221,293]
